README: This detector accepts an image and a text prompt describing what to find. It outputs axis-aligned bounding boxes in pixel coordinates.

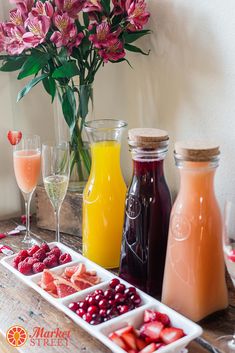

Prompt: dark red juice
[119,159,171,298]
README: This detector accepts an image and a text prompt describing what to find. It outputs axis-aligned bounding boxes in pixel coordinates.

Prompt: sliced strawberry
[7,130,22,145]
[109,332,128,350]
[155,312,170,327]
[140,321,164,342]
[115,326,134,336]
[128,350,138,353]
[122,332,137,350]
[155,343,166,349]
[136,337,148,350]
[160,327,185,344]
[139,343,156,353]
[144,310,157,323]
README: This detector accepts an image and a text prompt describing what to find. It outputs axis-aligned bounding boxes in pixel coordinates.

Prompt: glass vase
[54,83,94,193]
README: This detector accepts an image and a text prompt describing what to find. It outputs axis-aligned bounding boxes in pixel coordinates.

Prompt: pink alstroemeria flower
[9,8,24,26]
[126,0,150,31]
[55,0,85,18]
[89,22,117,49]
[83,0,102,13]
[98,38,125,63]
[51,12,84,51]
[23,15,50,47]
[31,1,54,18]
[112,0,126,15]
[0,24,6,52]
[5,25,26,55]
[10,0,34,17]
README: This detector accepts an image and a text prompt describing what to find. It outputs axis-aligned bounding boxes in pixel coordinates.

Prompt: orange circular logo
[6,325,28,347]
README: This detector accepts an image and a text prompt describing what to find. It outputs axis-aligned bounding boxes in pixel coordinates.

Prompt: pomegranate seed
[88,297,97,306]
[87,306,99,315]
[94,294,103,302]
[94,289,104,296]
[108,299,115,307]
[115,283,126,293]
[104,289,114,299]
[99,309,107,317]
[68,302,79,312]
[79,301,88,311]
[109,278,120,289]
[118,305,129,314]
[124,287,136,297]
[82,313,92,323]
[131,293,141,305]
[114,293,126,304]
[76,308,86,317]
[98,299,109,309]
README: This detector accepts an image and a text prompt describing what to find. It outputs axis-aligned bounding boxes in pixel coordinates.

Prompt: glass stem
[54,206,61,243]
[23,192,33,243]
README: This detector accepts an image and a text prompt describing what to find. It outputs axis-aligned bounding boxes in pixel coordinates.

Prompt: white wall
[95,0,235,207]
[0,2,54,219]
[1,0,235,218]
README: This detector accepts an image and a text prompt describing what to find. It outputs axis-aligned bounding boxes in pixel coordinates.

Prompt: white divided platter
[0,242,202,353]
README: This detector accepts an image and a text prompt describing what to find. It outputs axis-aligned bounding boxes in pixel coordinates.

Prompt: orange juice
[82,141,127,268]
[13,150,41,194]
[162,143,228,322]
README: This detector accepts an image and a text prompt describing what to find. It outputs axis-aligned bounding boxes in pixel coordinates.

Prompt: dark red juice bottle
[119,128,171,298]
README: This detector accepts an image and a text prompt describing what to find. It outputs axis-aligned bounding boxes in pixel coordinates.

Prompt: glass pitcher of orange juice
[162,141,228,322]
[82,119,127,268]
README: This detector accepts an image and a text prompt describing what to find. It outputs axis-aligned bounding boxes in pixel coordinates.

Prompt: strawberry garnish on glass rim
[7,130,22,145]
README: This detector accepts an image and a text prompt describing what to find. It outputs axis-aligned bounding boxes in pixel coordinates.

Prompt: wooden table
[0,218,234,353]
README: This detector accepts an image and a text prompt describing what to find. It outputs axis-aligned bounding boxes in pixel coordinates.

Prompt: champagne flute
[216,200,235,352]
[42,142,70,243]
[13,134,41,246]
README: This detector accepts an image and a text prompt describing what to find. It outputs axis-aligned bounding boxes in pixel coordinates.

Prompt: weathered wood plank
[35,185,83,237]
[0,217,233,353]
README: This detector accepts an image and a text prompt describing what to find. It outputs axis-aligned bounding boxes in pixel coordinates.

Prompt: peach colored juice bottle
[162,141,228,322]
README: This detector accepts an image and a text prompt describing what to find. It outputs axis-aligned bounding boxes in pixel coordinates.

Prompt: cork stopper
[175,141,220,161]
[128,128,169,149]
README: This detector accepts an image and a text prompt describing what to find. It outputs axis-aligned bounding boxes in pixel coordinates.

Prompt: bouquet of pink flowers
[0,0,150,186]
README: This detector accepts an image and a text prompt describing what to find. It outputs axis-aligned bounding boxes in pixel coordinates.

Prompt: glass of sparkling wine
[216,200,235,352]
[42,142,70,243]
[13,134,41,246]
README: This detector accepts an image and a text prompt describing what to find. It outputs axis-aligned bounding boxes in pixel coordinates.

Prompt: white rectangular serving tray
[0,242,202,353]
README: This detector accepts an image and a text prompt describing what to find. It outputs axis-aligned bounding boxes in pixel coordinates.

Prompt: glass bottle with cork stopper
[119,128,171,298]
[162,141,228,321]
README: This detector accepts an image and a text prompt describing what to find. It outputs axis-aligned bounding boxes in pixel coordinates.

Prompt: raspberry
[59,253,72,265]
[18,260,32,275]
[33,249,46,262]
[40,242,50,253]
[32,262,46,274]
[48,246,61,259]
[43,254,58,268]
[13,255,24,269]
[26,257,39,266]
[27,245,40,256]
[18,250,28,259]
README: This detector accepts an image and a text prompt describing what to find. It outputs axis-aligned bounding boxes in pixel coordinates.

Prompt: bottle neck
[177,161,218,194]
[90,141,121,173]
[133,159,164,177]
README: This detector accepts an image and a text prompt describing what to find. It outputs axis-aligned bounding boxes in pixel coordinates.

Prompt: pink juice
[13,150,41,194]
